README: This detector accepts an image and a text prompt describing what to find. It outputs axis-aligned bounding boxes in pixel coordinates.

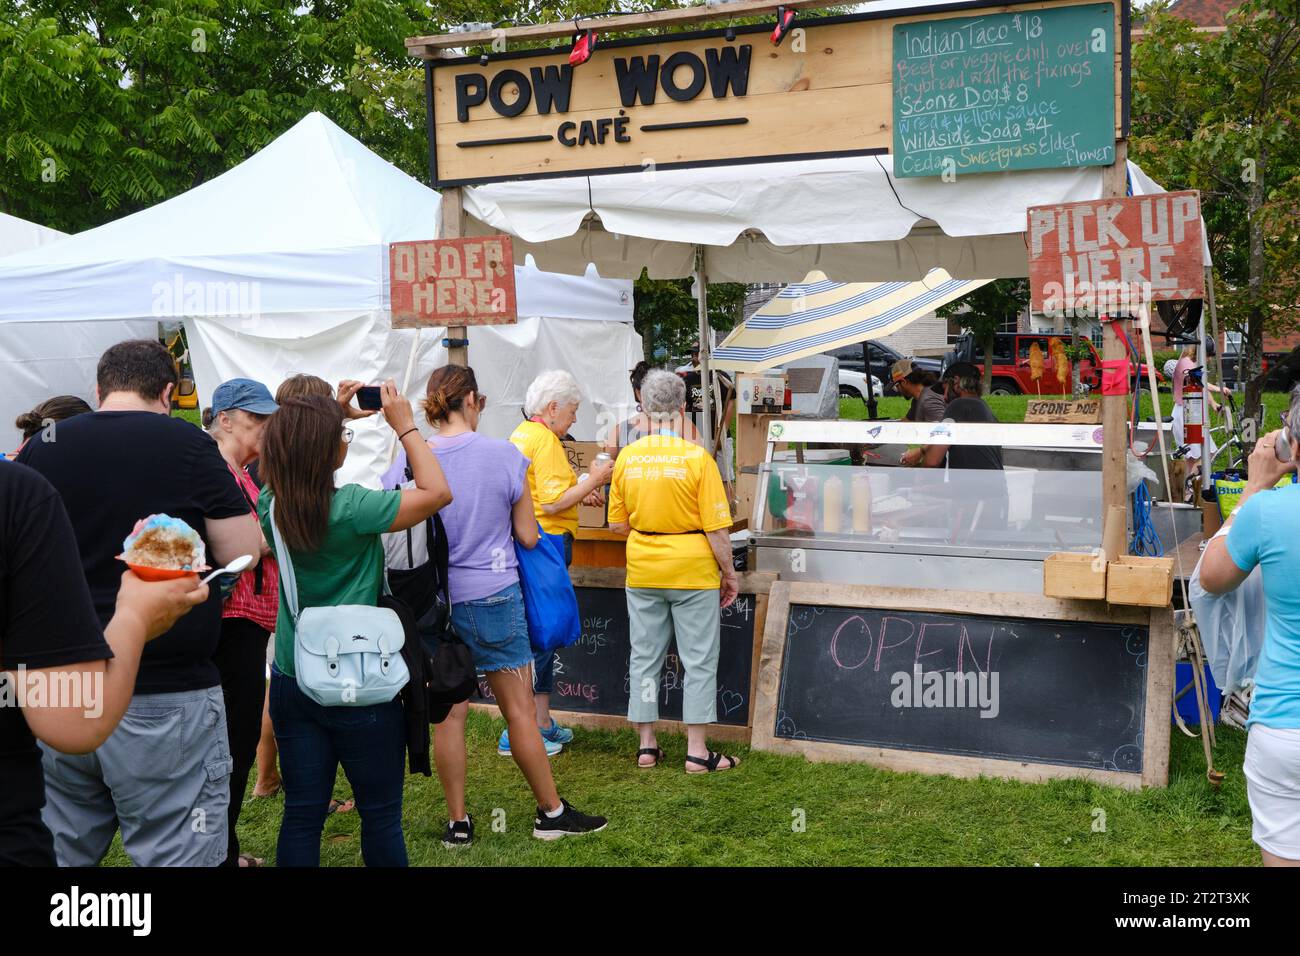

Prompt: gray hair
[1287,386,1300,435]
[523,369,583,417]
[640,369,687,416]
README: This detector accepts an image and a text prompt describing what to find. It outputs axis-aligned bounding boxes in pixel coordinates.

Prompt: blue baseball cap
[211,378,279,416]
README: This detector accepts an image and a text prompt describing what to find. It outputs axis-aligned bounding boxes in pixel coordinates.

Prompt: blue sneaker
[539,719,575,745]
[498,728,562,758]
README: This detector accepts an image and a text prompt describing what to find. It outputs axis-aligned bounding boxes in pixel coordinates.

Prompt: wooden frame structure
[751,581,1174,789]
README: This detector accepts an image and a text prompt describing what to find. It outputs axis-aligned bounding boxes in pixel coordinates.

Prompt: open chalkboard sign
[753,582,1173,789]
[475,569,775,739]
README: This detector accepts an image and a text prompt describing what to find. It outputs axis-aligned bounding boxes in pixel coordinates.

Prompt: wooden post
[695,247,714,454]
[440,187,468,366]
[1100,140,1129,562]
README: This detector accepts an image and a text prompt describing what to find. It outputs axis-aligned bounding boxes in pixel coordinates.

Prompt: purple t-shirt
[382,431,528,605]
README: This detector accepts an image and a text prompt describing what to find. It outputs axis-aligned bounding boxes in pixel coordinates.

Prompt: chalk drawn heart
[720,690,744,715]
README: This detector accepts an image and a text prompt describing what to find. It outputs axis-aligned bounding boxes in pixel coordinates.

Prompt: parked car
[945,332,1163,396]
[825,342,943,395]
[1213,332,1298,391]
[838,369,884,401]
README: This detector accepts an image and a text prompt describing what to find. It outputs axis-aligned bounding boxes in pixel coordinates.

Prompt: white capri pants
[1243,724,1300,860]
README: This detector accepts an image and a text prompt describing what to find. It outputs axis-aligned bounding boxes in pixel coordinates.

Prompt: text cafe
[407,0,1203,791]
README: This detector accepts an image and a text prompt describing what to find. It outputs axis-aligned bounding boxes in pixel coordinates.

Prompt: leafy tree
[633,272,746,365]
[1131,0,1300,419]
[935,279,1029,393]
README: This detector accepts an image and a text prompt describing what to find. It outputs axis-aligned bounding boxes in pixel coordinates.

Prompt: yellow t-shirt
[509,420,578,536]
[608,434,733,589]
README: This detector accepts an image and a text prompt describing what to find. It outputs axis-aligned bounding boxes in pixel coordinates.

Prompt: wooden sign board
[562,440,608,528]
[892,3,1116,177]
[1028,191,1206,315]
[752,582,1173,789]
[389,235,516,328]
[425,0,1126,186]
[1024,397,1102,423]
[470,568,777,742]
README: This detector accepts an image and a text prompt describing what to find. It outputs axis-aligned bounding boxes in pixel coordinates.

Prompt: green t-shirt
[258,484,401,678]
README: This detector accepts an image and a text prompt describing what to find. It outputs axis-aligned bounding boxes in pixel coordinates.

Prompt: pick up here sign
[1027,191,1205,317]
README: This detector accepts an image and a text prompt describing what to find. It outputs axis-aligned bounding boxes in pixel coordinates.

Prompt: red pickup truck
[947,332,1162,396]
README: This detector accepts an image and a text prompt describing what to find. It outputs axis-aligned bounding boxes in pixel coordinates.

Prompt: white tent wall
[0,115,638,480]
[185,311,639,489]
[0,212,155,452]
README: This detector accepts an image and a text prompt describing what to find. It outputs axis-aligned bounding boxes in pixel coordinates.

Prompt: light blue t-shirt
[1226,483,1300,728]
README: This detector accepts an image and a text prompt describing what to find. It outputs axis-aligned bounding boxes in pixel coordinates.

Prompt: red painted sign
[389,236,516,328]
[1027,191,1205,317]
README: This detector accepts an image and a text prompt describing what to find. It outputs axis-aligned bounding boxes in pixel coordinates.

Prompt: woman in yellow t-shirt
[506,370,613,754]
[607,370,740,774]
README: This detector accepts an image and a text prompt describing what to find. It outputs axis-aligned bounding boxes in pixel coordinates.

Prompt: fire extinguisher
[1183,367,1204,446]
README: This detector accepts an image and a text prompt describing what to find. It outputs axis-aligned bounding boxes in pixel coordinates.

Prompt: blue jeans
[269,667,407,867]
[452,582,533,673]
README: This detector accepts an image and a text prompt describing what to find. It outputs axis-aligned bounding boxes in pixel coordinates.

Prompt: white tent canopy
[0,114,638,485]
[0,213,155,452]
[462,156,1213,283]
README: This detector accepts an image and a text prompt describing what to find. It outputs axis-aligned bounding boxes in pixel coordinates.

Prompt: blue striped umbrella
[712,269,990,372]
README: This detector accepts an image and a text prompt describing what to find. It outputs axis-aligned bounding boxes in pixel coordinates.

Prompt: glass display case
[747,418,1106,593]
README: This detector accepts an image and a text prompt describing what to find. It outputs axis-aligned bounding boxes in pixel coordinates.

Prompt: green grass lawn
[102,709,1256,867]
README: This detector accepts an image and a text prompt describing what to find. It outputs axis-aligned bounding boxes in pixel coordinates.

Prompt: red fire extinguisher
[1183,367,1204,446]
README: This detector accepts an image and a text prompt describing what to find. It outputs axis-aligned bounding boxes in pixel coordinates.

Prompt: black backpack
[384,485,477,715]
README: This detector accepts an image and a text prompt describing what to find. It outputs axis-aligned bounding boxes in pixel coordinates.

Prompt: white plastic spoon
[200,554,254,585]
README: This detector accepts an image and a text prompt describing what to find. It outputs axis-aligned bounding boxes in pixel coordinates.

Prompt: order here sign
[389,236,516,328]
[1027,191,1205,316]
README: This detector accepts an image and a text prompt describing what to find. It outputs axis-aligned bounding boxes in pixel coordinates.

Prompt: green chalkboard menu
[892,3,1116,178]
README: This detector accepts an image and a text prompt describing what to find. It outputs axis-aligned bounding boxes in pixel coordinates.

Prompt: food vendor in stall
[891,359,947,424]
[901,362,1003,471]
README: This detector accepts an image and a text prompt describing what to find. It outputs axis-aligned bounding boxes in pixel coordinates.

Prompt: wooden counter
[572,520,749,569]
[571,526,629,569]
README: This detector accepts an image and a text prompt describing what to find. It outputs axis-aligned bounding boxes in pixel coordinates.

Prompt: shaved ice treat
[120,514,208,572]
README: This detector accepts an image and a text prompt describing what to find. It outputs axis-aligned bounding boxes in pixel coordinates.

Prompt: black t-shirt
[943,397,1004,471]
[681,368,736,414]
[17,411,247,694]
[0,462,112,863]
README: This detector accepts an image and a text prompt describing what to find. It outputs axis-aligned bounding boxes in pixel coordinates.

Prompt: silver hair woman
[507,369,613,753]
[523,369,583,419]
[607,369,741,773]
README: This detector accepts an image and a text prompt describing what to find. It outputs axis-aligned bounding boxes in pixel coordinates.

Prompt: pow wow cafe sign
[421,0,1125,186]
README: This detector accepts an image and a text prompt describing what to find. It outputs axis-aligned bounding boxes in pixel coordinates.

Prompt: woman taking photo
[505,370,613,756]
[386,365,608,846]
[258,384,451,866]
[607,370,740,773]
[203,378,280,867]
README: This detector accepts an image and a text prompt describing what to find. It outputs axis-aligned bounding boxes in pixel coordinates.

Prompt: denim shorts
[451,582,533,674]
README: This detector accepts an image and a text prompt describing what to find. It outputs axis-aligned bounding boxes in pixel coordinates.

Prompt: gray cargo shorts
[40,685,233,867]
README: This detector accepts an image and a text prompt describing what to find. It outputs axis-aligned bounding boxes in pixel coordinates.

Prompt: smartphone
[356,386,383,411]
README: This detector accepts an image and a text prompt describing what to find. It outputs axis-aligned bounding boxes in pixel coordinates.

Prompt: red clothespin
[771,6,796,46]
[569,27,596,66]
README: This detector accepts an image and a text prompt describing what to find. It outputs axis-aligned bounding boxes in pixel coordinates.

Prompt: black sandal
[637,746,665,768]
[685,751,739,774]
